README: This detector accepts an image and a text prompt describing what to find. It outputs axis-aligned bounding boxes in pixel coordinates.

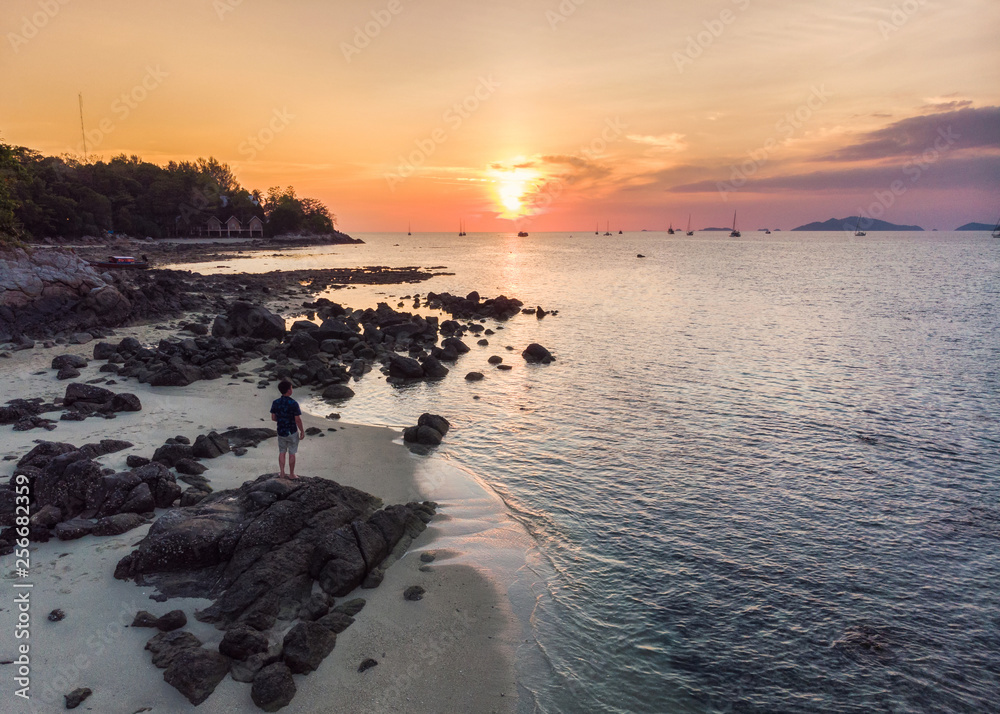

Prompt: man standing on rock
[270,380,304,479]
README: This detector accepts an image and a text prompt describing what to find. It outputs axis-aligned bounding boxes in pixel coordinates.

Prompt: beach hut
[248,216,264,237]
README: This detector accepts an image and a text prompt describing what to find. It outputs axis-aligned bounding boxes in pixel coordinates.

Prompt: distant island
[700,227,730,232]
[792,217,924,231]
[954,222,996,231]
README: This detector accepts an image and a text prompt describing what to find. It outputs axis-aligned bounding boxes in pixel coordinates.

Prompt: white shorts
[277,432,299,454]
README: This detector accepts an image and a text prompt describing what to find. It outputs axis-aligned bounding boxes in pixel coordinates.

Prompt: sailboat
[407,222,411,236]
[667,222,675,235]
[595,222,599,235]
[729,211,741,238]
[458,220,466,237]
[686,215,694,236]
[854,215,866,237]
[991,215,999,238]
[603,221,612,237]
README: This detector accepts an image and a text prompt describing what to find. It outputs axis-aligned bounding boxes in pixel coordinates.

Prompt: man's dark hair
[277,380,292,395]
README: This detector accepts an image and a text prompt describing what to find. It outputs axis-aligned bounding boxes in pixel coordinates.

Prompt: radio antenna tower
[78,92,88,161]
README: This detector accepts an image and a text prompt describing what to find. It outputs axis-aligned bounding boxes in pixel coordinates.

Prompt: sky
[2,0,998,232]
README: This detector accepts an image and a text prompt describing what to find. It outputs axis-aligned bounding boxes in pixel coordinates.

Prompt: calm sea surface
[174,231,1000,713]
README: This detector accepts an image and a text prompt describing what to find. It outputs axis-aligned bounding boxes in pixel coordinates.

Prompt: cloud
[626,133,687,153]
[821,106,1000,162]
[669,155,1000,193]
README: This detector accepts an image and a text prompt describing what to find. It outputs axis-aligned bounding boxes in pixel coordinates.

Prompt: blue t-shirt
[270,395,301,437]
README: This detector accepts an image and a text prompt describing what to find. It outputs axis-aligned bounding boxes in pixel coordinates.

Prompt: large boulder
[522,343,555,364]
[282,622,336,674]
[114,475,436,630]
[63,383,114,406]
[192,431,230,459]
[213,302,286,341]
[162,647,230,706]
[251,663,296,712]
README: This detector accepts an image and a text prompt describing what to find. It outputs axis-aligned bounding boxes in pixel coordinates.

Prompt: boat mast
[78,92,88,161]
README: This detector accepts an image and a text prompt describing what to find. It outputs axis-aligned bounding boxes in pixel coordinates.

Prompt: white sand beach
[0,330,525,713]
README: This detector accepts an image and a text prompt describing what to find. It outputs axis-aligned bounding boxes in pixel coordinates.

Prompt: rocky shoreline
[0,244,549,711]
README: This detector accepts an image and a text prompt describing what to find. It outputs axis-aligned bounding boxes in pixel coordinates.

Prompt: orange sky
[2,0,998,232]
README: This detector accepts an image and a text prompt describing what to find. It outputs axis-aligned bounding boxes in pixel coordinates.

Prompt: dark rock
[151,443,195,467]
[297,594,330,621]
[192,431,230,459]
[421,356,449,379]
[404,585,426,601]
[522,343,555,364]
[220,624,270,661]
[52,354,88,370]
[119,482,155,514]
[55,519,96,541]
[156,610,187,631]
[316,610,355,634]
[334,598,367,617]
[418,413,450,436]
[387,353,424,380]
[358,658,378,673]
[93,513,146,536]
[282,621,336,674]
[79,438,133,459]
[163,647,230,706]
[233,447,248,456]
[488,355,503,364]
[110,392,142,412]
[213,302,286,341]
[252,663,297,712]
[175,459,207,476]
[321,384,355,401]
[64,382,115,406]
[465,371,484,381]
[420,552,436,563]
[30,504,63,529]
[221,427,278,448]
[132,610,160,628]
[146,630,202,669]
[93,342,116,360]
[149,364,202,387]
[48,608,66,622]
[126,455,150,468]
[64,687,92,709]
[179,488,211,507]
[56,366,81,380]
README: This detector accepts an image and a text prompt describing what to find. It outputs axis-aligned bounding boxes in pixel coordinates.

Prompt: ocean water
[171,231,1000,713]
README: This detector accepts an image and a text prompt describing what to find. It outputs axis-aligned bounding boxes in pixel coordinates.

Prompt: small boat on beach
[90,255,150,270]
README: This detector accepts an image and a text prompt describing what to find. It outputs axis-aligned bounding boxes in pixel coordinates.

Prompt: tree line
[0,138,337,244]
